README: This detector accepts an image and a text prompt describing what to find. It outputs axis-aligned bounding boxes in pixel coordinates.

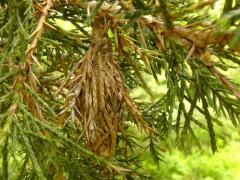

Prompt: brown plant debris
[26,0,53,67]
[64,17,151,157]
[20,0,53,119]
[54,1,240,52]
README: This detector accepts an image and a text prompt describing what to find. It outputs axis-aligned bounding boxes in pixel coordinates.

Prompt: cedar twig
[25,0,53,66]
[210,67,240,100]
[27,1,240,53]
[190,0,215,10]
[55,0,121,12]
[142,16,238,50]
[20,0,53,120]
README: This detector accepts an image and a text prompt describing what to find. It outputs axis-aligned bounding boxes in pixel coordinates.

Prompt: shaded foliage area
[0,0,240,179]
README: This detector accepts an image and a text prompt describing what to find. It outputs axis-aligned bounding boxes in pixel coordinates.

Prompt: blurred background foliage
[132,72,240,179]
[129,0,240,178]
[1,0,240,179]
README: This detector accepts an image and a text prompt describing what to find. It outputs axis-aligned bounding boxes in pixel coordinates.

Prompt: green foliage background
[1,0,240,179]
[130,70,240,180]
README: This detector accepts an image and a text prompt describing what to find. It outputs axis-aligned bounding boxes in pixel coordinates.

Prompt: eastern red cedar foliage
[0,0,240,179]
